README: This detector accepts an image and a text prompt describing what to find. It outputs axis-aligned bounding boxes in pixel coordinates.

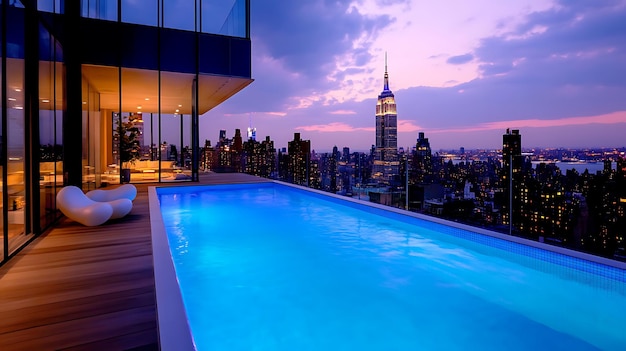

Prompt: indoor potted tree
[116,115,141,183]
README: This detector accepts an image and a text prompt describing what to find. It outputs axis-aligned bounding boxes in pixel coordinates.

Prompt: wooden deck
[0,173,269,350]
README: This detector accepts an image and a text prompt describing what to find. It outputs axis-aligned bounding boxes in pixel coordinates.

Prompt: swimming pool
[151,182,626,350]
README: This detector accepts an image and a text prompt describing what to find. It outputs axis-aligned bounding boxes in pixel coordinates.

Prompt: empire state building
[373,55,399,184]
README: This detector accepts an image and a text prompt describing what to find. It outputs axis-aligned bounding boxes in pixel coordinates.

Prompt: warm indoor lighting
[8,97,16,101]
[145,98,150,101]
[137,106,142,109]
[14,88,21,92]
[14,106,23,110]
[178,104,182,107]
[42,99,50,103]
[175,109,179,112]
[82,101,87,104]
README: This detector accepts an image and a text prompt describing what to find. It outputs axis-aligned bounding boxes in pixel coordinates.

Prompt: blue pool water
[157,183,626,351]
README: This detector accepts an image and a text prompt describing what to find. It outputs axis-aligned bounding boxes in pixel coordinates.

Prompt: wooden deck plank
[0,172,269,350]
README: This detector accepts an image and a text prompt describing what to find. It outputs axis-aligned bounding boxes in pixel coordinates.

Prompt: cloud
[253,1,393,79]
[426,110,626,134]
[330,110,357,115]
[398,120,423,132]
[296,122,375,132]
[446,53,474,65]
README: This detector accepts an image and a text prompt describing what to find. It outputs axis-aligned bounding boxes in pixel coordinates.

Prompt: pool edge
[149,186,196,351]
[275,180,626,271]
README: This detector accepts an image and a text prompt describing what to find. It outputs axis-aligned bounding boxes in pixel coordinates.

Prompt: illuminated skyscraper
[412,132,432,184]
[502,129,523,229]
[288,133,311,186]
[373,54,399,184]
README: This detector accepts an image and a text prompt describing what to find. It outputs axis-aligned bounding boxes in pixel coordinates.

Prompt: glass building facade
[0,0,252,265]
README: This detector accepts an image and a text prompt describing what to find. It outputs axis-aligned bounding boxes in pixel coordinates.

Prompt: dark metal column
[62,0,82,187]
[24,0,39,234]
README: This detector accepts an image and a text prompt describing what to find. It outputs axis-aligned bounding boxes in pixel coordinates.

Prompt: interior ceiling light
[82,101,87,104]
[8,97,16,101]
[14,106,23,110]
[145,98,150,101]
[175,109,179,112]
[137,106,142,109]
[178,104,182,107]
[14,88,21,92]
[42,99,50,103]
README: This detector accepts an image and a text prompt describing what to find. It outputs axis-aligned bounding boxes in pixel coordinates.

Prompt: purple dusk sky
[199,0,626,152]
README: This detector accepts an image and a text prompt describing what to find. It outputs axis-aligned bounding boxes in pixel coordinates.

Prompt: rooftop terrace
[0,173,269,350]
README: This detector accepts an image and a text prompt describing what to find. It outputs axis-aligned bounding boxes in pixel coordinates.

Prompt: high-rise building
[233,129,243,152]
[412,132,432,184]
[372,54,399,184]
[287,133,311,186]
[243,135,276,178]
[502,129,524,230]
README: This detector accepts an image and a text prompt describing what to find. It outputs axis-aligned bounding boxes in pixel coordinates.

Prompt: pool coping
[148,181,626,350]
[149,186,196,351]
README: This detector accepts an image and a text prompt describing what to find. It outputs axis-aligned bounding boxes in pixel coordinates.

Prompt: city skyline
[200,0,626,151]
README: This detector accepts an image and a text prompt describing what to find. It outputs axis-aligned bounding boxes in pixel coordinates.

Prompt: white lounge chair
[86,183,137,202]
[57,186,133,226]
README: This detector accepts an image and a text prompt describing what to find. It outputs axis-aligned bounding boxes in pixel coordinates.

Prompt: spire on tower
[383,52,390,91]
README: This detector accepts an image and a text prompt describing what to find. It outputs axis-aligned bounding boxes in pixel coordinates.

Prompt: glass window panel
[7,57,26,252]
[202,0,246,37]
[201,0,236,35]
[0,3,3,258]
[81,64,119,186]
[82,0,117,21]
[121,0,157,27]
[160,71,194,181]
[5,5,26,254]
[120,67,158,183]
[38,0,62,13]
[163,0,194,31]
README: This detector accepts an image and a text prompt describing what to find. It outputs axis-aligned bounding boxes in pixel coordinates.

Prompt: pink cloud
[265,112,288,117]
[296,122,375,132]
[398,120,423,132]
[223,111,287,117]
[329,110,357,115]
[427,111,626,134]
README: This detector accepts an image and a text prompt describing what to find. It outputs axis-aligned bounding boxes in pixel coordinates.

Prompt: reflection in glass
[0,3,3,257]
[38,0,62,13]
[121,0,157,27]
[81,0,117,21]
[39,25,64,229]
[120,67,158,183]
[160,71,193,181]
[81,65,119,187]
[163,0,194,31]
[6,58,26,253]
[201,0,246,37]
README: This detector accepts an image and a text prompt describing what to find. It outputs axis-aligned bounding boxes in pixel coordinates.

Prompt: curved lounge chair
[86,183,137,202]
[57,186,133,226]
[57,186,114,226]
